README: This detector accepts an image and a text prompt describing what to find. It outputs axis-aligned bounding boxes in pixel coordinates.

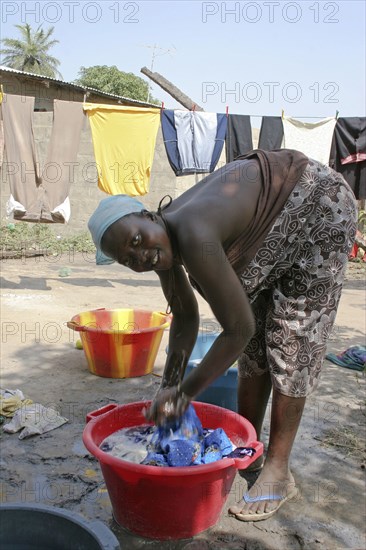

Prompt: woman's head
[88,195,173,271]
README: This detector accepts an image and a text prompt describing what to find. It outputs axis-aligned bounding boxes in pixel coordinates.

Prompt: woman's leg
[238,372,272,437]
[230,390,305,516]
[237,372,272,469]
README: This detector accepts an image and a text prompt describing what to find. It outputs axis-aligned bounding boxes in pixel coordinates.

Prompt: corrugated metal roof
[0,64,65,82]
[0,65,159,107]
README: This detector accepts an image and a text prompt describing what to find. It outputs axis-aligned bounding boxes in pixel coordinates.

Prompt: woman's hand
[145,386,191,426]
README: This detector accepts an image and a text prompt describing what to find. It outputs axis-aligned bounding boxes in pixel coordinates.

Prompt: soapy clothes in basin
[100,425,236,466]
[99,405,237,467]
[100,425,155,464]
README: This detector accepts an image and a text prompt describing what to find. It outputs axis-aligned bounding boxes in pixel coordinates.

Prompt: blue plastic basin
[185,333,238,412]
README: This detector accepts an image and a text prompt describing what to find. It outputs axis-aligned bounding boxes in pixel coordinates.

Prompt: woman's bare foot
[229,460,296,518]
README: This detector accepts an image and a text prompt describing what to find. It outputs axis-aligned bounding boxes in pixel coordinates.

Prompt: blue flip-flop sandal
[230,486,299,522]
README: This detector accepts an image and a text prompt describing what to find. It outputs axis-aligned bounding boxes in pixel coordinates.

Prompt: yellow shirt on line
[83,103,160,196]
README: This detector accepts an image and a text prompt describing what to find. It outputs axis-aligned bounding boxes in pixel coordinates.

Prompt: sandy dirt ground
[0,254,365,550]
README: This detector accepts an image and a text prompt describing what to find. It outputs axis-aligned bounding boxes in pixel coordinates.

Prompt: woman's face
[101,214,174,272]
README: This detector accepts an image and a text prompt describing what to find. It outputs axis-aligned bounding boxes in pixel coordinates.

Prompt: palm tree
[0,23,62,79]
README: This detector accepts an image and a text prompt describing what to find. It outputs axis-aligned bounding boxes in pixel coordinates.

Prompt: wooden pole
[141,66,204,111]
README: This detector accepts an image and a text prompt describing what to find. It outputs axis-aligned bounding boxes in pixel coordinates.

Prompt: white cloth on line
[282,116,337,165]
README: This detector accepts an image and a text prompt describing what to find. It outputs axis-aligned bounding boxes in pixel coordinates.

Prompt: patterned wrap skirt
[238,159,358,397]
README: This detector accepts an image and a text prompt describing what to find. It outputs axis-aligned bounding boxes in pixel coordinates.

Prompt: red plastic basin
[83,401,263,540]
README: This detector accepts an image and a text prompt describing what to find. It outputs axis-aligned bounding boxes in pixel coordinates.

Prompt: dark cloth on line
[329,117,366,199]
[161,109,181,175]
[258,116,284,150]
[225,114,253,163]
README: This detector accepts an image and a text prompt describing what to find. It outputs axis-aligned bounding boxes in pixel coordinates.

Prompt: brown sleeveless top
[189,148,309,297]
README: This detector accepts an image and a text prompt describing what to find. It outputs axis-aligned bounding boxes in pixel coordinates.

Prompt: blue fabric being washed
[141,404,235,467]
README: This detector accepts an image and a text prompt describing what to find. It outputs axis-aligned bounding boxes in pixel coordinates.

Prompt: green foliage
[0,23,62,79]
[1,223,95,258]
[74,65,161,104]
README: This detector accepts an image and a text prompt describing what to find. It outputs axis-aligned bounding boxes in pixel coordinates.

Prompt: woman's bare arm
[178,230,256,399]
[157,265,200,388]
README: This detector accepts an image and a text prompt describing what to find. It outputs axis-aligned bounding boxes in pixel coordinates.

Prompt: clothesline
[33,106,341,119]
[251,115,338,119]
[23,99,343,120]
[1,90,341,120]
[0,87,345,120]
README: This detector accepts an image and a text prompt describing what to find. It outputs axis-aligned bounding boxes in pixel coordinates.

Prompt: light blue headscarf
[88,194,144,265]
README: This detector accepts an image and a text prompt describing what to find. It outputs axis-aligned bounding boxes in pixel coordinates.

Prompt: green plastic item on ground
[58,267,72,277]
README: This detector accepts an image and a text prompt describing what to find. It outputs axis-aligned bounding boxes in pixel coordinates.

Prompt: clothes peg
[226,105,229,117]
[161,101,164,111]
[281,109,285,120]
[335,110,339,119]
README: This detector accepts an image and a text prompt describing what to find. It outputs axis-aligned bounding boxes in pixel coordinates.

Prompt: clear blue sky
[1,0,365,123]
